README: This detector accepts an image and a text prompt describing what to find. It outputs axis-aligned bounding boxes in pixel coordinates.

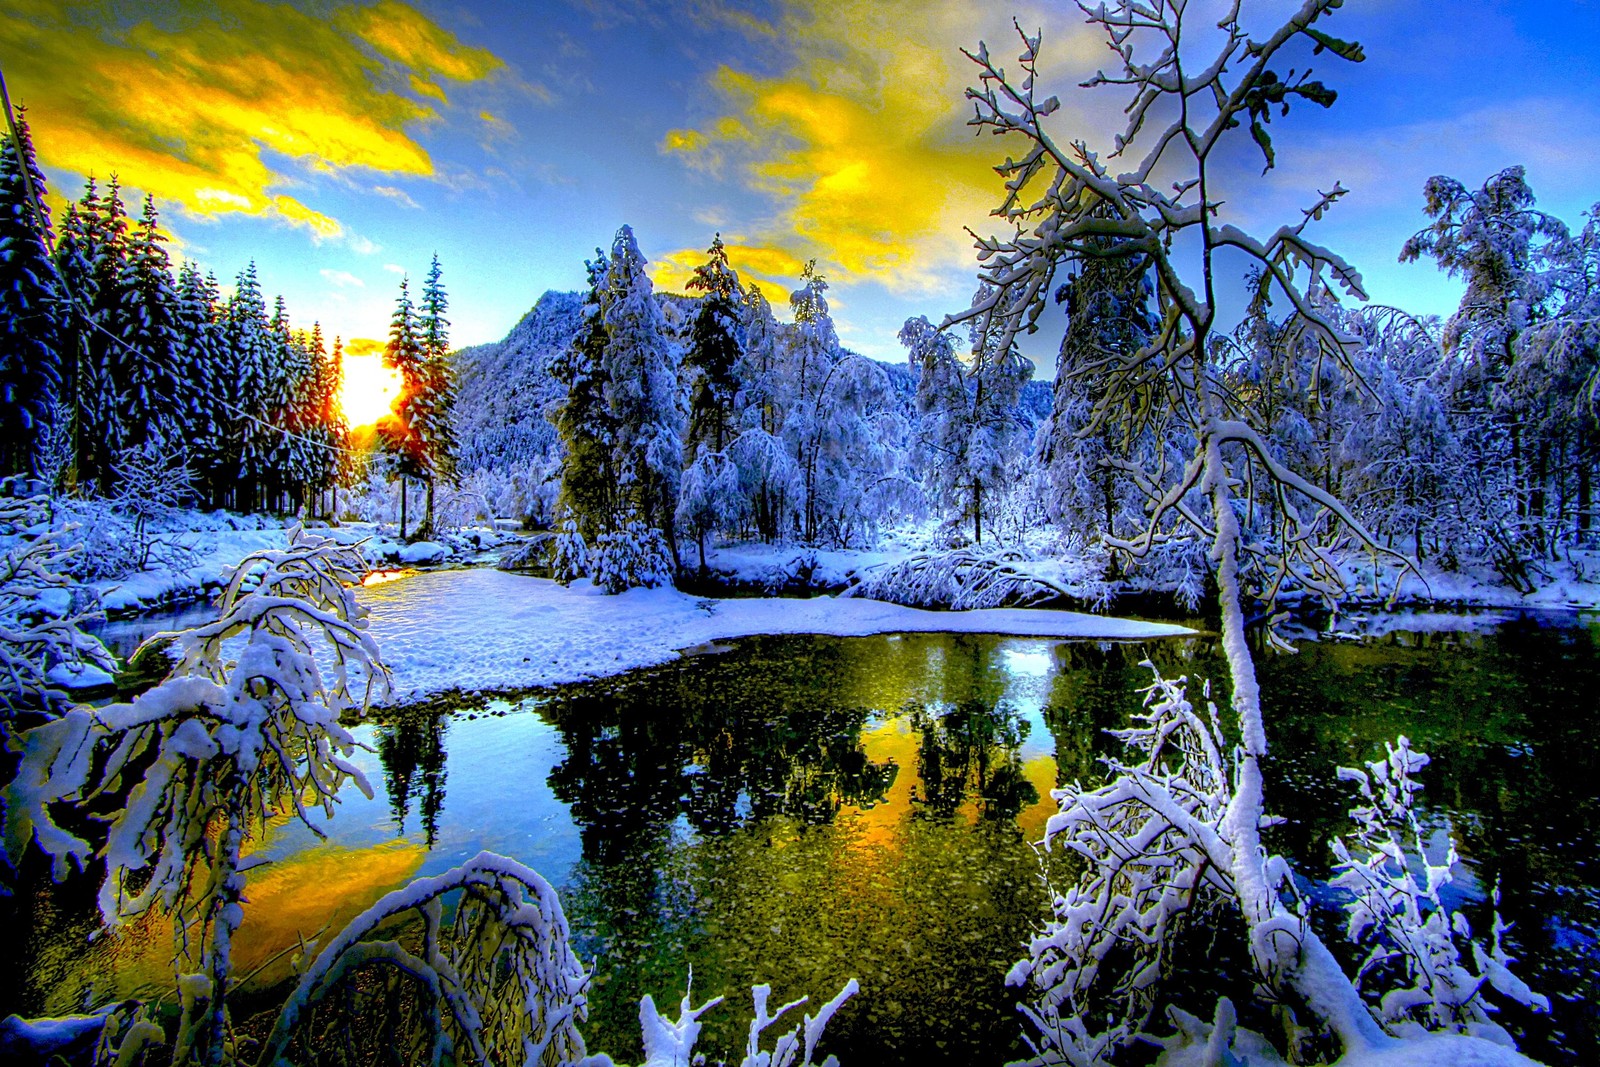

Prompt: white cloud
[319,268,366,288]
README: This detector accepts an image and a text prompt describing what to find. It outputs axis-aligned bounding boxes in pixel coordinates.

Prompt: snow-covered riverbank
[358,567,1193,704]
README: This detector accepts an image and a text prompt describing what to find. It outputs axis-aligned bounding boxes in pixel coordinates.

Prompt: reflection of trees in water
[906,699,1037,821]
[545,685,897,856]
[373,713,449,847]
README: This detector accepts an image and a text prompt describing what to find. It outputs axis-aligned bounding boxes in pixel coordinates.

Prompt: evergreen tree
[380,276,426,538]
[0,107,64,478]
[413,254,458,534]
[174,265,229,506]
[225,263,274,510]
[57,176,131,494]
[550,251,620,544]
[683,234,744,461]
[601,225,682,563]
[115,195,187,456]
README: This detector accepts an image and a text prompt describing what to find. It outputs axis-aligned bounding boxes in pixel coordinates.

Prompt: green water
[12,614,1599,1064]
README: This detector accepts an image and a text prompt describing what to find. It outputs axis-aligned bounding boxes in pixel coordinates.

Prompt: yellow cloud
[0,0,503,237]
[650,240,809,308]
[662,0,1098,294]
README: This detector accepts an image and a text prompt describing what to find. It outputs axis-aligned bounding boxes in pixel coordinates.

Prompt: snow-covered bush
[1331,738,1548,1043]
[1009,667,1549,1067]
[3,528,389,1065]
[847,547,1107,611]
[590,517,673,594]
[263,851,591,1067]
[0,492,114,719]
[1008,667,1233,1064]
[550,513,590,585]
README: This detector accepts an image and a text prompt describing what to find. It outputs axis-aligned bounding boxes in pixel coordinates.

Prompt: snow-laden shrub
[0,493,114,719]
[550,515,590,585]
[590,518,672,594]
[1008,667,1232,1064]
[1332,738,1548,1042]
[264,851,591,1067]
[1008,667,1550,1067]
[3,528,390,1065]
[847,547,1106,611]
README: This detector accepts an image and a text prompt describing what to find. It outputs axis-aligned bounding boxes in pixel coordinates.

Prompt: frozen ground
[358,567,1193,704]
[80,513,516,616]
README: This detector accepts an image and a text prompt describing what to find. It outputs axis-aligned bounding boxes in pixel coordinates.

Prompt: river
[20,580,1600,1065]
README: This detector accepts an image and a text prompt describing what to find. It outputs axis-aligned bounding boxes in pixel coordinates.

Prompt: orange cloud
[661,0,1097,294]
[0,0,503,239]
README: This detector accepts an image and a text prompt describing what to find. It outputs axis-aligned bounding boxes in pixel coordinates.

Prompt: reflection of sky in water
[25,621,1600,1066]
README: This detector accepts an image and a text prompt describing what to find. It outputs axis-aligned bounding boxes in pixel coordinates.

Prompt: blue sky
[5,0,1598,365]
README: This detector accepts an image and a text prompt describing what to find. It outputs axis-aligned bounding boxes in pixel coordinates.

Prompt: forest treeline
[0,110,454,528]
[2,101,1597,595]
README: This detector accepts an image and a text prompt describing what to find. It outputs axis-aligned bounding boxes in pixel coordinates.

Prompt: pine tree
[602,225,682,564]
[683,234,744,461]
[174,265,229,507]
[0,107,64,478]
[550,251,620,544]
[57,176,131,494]
[413,254,458,535]
[380,276,426,538]
[115,195,187,457]
[225,263,274,510]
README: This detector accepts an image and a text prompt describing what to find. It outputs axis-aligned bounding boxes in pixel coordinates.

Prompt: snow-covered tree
[949,4,1544,1063]
[1401,167,1570,562]
[902,300,1032,546]
[411,254,458,535]
[683,234,745,462]
[379,276,429,537]
[551,252,621,544]
[114,195,187,455]
[602,225,683,566]
[0,108,64,478]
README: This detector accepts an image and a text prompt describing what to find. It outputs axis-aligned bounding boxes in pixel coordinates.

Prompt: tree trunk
[399,477,408,540]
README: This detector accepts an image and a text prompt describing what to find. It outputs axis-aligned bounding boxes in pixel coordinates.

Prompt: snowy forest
[1,1,1598,1066]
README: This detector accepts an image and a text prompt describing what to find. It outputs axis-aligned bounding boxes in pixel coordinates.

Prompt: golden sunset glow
[0,0,503,238]
[340,346,404,428]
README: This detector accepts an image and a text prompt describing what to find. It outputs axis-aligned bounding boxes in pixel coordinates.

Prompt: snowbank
[358,568,1192,703]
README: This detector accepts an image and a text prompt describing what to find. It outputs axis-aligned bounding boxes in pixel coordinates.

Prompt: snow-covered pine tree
[413,253,458,535]
[114,195,188,457]
[58,177,131,495]
[683,234,744,461]
[1401,167,1570,565]
[601,225,683,567]
[380,276,427,538]
[0,107,64,479]
[223,263,274,511]
[301,326,349,518]
[551,251,620,544]
[174,265,230,508]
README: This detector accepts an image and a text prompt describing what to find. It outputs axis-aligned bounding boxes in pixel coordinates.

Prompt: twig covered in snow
[1331,738,1549,1042]
[0,492,114,718]
[262,851,591,1067]
[2,527,389,1066]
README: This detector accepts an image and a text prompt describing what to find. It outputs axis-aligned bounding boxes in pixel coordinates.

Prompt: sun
[340,344,404,429]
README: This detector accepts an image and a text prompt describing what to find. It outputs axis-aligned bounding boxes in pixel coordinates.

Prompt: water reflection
[374,713,449,847]
[13,614,1600,1066]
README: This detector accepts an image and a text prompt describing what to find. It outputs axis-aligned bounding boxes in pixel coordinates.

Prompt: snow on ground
[358,567,1193,704]
[84,513,516,616]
